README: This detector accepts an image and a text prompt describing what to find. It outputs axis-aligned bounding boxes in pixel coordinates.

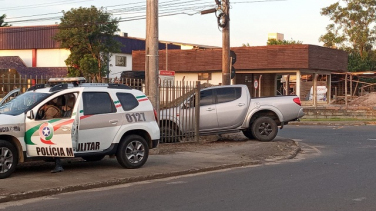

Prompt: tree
[54,6,121,80]
[242,43,251,47]
[267,38,303,45]
[0,14,11,27]
[320,0,376,58]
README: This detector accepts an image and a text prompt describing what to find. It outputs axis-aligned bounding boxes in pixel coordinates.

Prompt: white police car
[0,78,160,179]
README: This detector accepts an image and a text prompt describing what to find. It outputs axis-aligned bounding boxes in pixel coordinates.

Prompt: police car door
[25,92,75,158]
[75,91,119,153]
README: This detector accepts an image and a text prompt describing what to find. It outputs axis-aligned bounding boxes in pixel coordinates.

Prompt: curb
[0,141,301,204]
[290,121,376,126]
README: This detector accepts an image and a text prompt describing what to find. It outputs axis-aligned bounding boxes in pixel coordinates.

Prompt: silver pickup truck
[160,84,304,142]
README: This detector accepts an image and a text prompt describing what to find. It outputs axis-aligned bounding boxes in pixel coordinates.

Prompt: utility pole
[222,0,230,85]
[145,0,159,111]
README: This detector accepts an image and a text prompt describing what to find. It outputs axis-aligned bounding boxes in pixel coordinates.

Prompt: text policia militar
[36,147,74,157]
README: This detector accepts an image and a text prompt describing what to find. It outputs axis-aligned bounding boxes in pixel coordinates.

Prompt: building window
[198,73,211,80]
[115,55,127,67]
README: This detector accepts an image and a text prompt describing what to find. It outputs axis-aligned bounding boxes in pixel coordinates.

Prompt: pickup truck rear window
[200,89,214,106]
[216,87,241,104]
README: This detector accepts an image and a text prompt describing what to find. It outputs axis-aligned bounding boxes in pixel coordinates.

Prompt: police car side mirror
[26,110,35,119]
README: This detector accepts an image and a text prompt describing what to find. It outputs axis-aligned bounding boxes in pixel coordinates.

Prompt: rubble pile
[349,92,376,107]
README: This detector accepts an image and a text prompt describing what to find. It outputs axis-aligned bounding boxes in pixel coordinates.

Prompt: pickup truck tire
[0,140,18,179]
[251,117,278,142]
[82,155,106,162]
[116,135,149,169]
[242,130,255,140]
[160,127,180,143]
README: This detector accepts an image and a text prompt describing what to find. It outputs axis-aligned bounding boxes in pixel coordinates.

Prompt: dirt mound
[349,92,376,106]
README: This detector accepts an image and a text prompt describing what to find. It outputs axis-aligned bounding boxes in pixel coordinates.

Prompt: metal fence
[159,81,200,143]
[0,74,52,98]
[0,74,201,143]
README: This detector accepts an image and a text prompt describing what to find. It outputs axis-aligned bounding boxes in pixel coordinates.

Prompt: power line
[231,0,286,4]
[6,0,215,24]
[3,0,285,26]
[0,0,94,11]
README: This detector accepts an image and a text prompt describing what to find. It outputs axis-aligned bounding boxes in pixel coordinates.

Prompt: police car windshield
[0,92,49,116]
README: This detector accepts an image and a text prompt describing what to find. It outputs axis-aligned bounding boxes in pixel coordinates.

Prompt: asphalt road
[2,125,376,211]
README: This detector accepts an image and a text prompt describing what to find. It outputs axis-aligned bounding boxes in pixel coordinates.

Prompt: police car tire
[0,140,18,179]
[116,135,149,169]
[82,155,105,162]
[251,117,278,142]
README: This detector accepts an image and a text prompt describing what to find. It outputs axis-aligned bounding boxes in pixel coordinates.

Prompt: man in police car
[39,97,64,173]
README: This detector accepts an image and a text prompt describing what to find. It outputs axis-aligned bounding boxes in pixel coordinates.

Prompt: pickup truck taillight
[153,109,158,122]
[293,97,301,106]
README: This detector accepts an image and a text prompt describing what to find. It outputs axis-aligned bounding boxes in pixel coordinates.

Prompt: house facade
[0,25,181,78]
[132,45,348,104]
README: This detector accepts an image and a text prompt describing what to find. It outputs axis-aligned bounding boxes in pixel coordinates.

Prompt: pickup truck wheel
[116,135,149,169]
[160,127,180,143]
[82,155,106,162]
[0,140,18,179]
[251,117,278,142]
[242,130,255,140]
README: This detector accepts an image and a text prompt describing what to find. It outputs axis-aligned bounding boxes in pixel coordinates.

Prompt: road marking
[166,181,187,185]
[367,139,376,141]
[353,197,366,202]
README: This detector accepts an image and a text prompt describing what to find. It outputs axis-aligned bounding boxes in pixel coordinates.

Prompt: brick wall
[303,107,376,119]
[132,45,348,73]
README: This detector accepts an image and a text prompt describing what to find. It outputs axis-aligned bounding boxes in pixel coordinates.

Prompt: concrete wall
[108,53,132,78]
[174,72,222,85]
[303,107,376,119]
[0,49,69,67]
[37,49,70,67]
[0,50,32,66]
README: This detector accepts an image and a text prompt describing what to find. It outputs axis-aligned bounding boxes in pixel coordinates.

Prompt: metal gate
[159,81,200,143]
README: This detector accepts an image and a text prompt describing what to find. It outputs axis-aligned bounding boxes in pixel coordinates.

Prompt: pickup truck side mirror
[182,102,190,109]
[26,110,35,119]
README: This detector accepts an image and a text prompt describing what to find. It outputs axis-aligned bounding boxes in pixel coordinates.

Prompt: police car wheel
[0,140,18,179]
[116,135,149,169]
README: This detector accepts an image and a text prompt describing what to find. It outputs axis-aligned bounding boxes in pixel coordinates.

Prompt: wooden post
[345,73,348,108]
[296,71,301,98]
[146,0,159,113]
[222,0,230,85]
[313,73,318,108]
[195,81,201,143]
[350,73,352,101]
[286,74,290,95]
[327,74,331,104]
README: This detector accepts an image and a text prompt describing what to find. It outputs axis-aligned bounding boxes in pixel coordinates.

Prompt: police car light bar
[79,83,108,87]
[48,77,86,83]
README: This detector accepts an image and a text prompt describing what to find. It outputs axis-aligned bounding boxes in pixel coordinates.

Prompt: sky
[1,0,339,47]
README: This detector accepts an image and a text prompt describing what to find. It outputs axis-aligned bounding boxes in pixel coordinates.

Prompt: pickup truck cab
[0,78,160,179]
[160,84,304,142]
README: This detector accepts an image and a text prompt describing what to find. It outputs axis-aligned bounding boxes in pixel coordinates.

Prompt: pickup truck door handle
[206,108,215,111]
[109,119,119,124]
[237,103,245,107]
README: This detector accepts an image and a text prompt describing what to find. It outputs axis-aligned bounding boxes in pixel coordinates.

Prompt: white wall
[108,53,132,78]
[37,49,70,67]
[174,72,222,85]
[0,50,32,67]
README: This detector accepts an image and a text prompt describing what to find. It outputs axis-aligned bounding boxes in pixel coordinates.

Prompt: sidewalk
[0,135,300,203]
